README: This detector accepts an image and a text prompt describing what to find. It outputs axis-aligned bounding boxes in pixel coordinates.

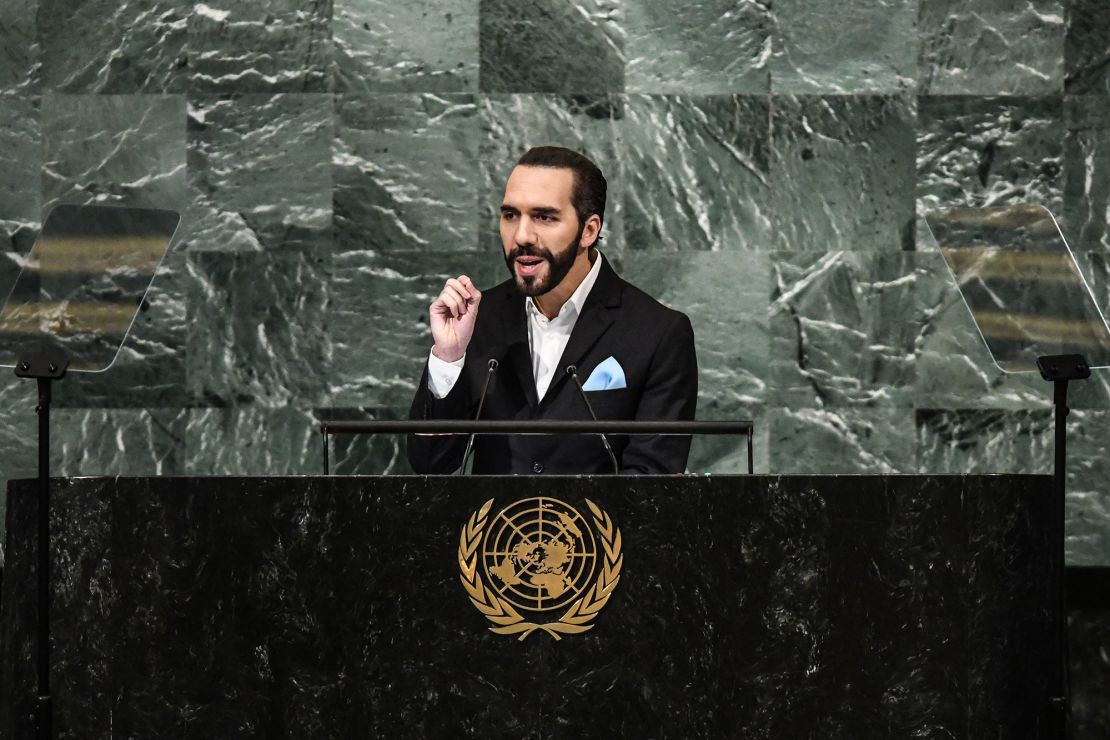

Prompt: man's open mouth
[515,256,545,276]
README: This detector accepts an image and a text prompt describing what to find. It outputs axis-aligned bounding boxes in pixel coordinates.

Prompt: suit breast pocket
[584,388,634,419]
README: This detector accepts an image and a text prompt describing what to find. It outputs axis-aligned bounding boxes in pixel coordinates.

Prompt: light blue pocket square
[582,356,627,391]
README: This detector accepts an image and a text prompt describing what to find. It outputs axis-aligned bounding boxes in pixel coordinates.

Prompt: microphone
[459,358,498,475]
[566,365,619,475]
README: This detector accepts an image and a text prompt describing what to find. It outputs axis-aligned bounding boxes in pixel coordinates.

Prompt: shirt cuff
[427,349,465,399]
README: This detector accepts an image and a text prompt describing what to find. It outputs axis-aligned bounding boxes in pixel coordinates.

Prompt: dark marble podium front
[1,475,1054,739]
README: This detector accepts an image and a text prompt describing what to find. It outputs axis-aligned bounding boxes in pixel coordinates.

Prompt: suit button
[532,461,544,474]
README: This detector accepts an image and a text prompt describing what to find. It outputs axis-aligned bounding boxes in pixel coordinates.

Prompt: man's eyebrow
[499,205,561,216]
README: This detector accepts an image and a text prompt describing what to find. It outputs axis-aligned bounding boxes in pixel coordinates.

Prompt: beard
[504,223,584,297]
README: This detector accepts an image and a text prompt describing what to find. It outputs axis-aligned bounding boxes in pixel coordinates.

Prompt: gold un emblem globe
[481,497,598,612]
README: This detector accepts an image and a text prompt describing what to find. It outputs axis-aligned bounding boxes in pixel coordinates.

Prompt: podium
[1,474,1055,738]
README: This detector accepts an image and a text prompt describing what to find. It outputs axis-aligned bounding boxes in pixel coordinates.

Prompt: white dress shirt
[427,252,604,401]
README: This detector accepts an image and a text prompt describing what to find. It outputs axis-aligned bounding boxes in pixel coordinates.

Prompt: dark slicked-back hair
[516,146,606,245]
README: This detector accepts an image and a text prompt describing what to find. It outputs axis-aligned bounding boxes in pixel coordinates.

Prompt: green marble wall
[0,0,1108,566]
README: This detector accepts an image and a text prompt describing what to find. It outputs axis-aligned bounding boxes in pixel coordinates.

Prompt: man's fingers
[436,292,463,319]
[448,276,481,309]
[446,285,472,315]
[435,286,469,318]
[431,276,481,322]
[445,278,472,301]
[429,275,480,361]
[458,275,482,305]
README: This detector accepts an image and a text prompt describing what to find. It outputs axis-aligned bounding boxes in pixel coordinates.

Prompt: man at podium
[407,146,698,474]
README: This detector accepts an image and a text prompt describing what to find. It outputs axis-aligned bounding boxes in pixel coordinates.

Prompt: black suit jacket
[407,256,698,474]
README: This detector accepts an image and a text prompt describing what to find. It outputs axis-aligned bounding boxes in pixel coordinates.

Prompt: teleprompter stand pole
[1036,353,1088,740]
[14,351,69,740]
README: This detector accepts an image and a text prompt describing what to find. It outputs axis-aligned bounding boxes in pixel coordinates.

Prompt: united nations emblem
[458,497,623,640]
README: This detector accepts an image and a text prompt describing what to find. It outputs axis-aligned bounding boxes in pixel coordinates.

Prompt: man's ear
[579,214,602,249]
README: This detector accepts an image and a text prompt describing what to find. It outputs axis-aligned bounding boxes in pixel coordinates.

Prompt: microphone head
[488,358,499,370]
[566,365,577,376]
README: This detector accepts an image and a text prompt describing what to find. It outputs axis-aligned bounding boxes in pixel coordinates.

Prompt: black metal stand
[1037,354,1088,740]
[14,351,69,740]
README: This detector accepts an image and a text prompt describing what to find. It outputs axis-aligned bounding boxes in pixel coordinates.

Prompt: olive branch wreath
[458,498,623,641]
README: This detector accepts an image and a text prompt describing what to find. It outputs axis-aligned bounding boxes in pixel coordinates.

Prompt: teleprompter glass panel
[923,204,1110,373]
[0,203,180,372]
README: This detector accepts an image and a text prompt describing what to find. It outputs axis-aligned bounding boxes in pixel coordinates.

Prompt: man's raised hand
[429,275,482,363]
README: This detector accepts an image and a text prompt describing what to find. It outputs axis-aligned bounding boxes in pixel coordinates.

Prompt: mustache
[508,244,554,262]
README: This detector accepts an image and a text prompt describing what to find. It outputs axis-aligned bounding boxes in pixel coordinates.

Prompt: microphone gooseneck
[459,358,498,475]
[567,365,619,475]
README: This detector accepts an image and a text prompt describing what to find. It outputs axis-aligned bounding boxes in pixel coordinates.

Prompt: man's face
[499,165,584,297]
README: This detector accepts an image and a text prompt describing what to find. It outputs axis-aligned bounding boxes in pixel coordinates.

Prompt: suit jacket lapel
[543,256,623,404]
[502,289,539,409]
